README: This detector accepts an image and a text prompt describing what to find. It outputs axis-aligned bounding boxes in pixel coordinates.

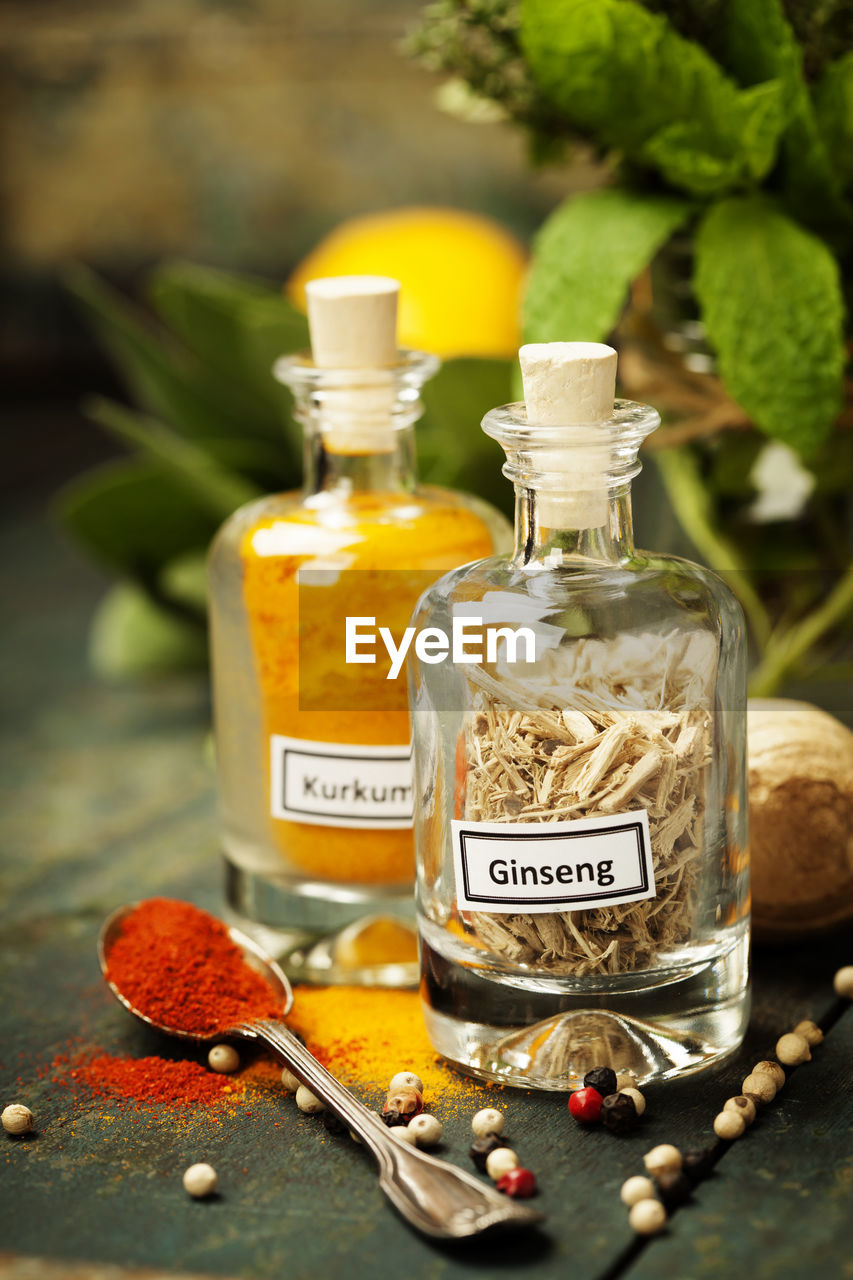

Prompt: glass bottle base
[224,858,419,987]
[419,924,750,1089]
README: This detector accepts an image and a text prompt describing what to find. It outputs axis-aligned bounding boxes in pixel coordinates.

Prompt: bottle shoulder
[414,549,745,633]
[211,482,503,527]
[210,489,301,543]
[209,484,506,572]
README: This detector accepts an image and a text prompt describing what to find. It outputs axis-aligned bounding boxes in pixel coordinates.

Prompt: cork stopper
[519,342,617,424]
[306,275,399,369]
[301,276,401,452]
[518,341,618,529]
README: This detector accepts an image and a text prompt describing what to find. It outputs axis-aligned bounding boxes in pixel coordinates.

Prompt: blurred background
[2,0,588,504]
[2,0,850,715]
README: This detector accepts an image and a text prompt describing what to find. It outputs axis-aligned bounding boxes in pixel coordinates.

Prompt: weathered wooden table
[1,513,850,1280]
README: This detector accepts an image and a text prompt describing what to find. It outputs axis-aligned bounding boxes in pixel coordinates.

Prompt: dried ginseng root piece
[462,632,714,976]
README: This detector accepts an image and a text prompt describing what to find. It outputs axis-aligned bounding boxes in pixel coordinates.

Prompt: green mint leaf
[160,552,209,613]
[723,0,800,87]
[89,583,207,679]
[694,196,844,456]
[815,52,853,195]
[67,263,304,455]
[56,457,220,579]
[639,124,737,198]
[641,80,786,195]
[523,187,691,343]
[85,398,260,520]
[149,261,309,427]
[419,357,515,516]
[520,0,787,196]
[65,264,240,440]
[723,0,851,233]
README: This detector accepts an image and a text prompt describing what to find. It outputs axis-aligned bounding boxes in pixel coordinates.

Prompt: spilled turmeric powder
[282,984,493,1104]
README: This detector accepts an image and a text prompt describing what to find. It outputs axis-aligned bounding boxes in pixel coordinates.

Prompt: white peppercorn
[620,1086,646,1116]
[183,1163,217,1198]
[208,1044,240,1074]
[485,1147,519,1181]
[620,1175,655,1207]
[724,1095,756,1127]
[390,1124,418,1145]
[753,1060,786,1089]
[713,1110,745,1140]
[408,1113,442,1147]
[793,1020,824,1046]
[389,1071,424,1094]
[472,1107,505,1138]
[741,1072,777,1105]
[629,1198,667,1235]
[643,1144,682,1178]
[295,1085,326,1114]
[775,1033,811,1066]
[281,1066,301,1092]
[2,1104,34,1136]
[833,966,853,999]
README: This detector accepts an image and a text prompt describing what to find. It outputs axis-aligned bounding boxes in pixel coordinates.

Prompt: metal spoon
[98,903,545,1240]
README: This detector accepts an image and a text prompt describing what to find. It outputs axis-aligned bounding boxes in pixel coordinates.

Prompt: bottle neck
[275,349,439,500]
[481,398,660,571]
[303,423,417,498]
[512,482,635,568]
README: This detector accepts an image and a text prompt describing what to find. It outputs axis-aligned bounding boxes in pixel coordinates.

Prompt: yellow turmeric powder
[282,985,494,1102]
[210,289,509,954]
[240,488,496,885]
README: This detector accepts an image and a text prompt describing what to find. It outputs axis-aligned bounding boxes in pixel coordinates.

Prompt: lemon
[287,206,527,358]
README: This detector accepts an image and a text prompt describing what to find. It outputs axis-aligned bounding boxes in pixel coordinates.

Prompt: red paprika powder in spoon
[104,897,282,1037]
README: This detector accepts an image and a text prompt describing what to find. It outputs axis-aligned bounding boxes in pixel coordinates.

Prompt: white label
[270,736,413,828]
[452,810,655,914]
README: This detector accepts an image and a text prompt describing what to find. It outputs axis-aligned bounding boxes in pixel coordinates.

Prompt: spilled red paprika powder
[104,897,282,1036]
[60,1052,242,1107]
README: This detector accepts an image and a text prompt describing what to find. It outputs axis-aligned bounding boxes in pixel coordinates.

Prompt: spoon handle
[242,1018,544,1240]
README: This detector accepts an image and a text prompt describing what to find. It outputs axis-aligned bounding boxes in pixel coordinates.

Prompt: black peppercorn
[469,1134,509,1172]
[322,1109,347,1136]
[655,1169,692,1209]
[583,1066,618,1097]
[682,1146,715,1182]
[381,1108,409,1128]
[600,1092,638,1134]
[322,1109,348,1136]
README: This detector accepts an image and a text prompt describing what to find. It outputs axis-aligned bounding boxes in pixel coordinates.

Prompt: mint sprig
[694,195,845,457]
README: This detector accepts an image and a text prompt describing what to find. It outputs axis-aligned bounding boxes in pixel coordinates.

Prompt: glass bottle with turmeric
[209,276,507,983]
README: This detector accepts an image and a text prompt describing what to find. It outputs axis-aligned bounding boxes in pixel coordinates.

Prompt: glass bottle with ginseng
[409,342,749,1085]
[209,276,507,983]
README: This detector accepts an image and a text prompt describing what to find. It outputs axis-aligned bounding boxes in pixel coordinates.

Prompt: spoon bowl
[98,900,545,1240]
[98,901,293,1041]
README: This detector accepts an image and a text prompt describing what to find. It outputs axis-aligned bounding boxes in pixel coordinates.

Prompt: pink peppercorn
[568,1086,603,1124]
[381,1087,424,1127]
[497,1167,537,1198]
